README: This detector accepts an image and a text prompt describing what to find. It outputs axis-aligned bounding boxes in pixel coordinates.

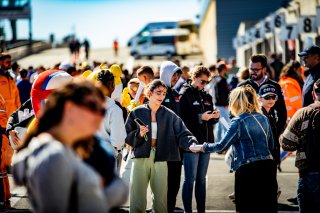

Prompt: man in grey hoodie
[160,61,183,213]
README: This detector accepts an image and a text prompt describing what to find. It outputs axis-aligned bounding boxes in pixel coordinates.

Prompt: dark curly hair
[97,69,115,88]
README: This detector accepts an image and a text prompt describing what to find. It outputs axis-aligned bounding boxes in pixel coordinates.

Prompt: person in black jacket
[298,45,320,107]
[159,61,183,213]
[214,63,231,142]
[125,79,197,213]
[238,54,287,135]
[179,66,220,213]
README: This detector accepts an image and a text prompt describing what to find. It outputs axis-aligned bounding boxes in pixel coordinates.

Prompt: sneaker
[228,192,235,200]
[277,165,282,172]
[146,208,153,213]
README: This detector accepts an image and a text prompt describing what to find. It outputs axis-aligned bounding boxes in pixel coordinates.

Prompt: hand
[9,130,21,146]
[201,111,213,121]
[189,143,203,153]
[211,110,220,119]
[139,125,149,138]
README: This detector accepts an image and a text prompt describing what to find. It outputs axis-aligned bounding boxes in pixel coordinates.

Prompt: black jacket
[179,83,218,145]
[125,104,197,161]
[262,107,280,164]
[302,63,320,107]
[161,88,180,116]
[214,75,230,107]
[238,78,287,134]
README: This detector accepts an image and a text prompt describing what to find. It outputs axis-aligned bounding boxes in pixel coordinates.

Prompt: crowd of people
[0,44,319,213]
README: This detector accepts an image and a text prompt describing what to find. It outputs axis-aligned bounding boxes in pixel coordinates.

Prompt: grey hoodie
[12,133,108,213]
[160,61,180,88]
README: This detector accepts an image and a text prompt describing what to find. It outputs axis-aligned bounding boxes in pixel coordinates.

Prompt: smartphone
[190,144,203,151]
[134,118,146,126]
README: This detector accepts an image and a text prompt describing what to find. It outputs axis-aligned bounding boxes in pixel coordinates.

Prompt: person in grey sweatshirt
[12,81,108,213]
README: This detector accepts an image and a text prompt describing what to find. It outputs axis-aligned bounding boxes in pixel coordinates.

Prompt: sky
[6,0,201,48]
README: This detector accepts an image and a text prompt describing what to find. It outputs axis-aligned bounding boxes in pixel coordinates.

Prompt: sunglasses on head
[200,79,210,85]
[129,86,138,92]
[263,95,277,100]
[77,100,106,116]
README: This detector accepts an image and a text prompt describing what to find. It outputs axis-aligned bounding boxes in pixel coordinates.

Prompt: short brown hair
[137,66,154,78]
[191,66,210,78]
[250,54,267,68]
[0,53,11,61]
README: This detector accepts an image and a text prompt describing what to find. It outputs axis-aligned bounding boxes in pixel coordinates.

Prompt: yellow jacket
[278,76,302,119]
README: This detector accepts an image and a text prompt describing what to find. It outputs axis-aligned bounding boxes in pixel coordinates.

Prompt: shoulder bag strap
[250,114,268,142]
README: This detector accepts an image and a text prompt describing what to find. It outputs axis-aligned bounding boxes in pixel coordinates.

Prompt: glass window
[151,36,174,44]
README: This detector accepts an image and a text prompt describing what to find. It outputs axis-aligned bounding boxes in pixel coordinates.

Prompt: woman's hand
[202,110,220,121]
[201,111,213,121]
[139,125,149,138]
[211,110,220,119]
[189,143,203,153]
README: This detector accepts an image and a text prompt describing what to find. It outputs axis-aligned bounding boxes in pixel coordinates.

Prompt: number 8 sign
[298,16,316,34]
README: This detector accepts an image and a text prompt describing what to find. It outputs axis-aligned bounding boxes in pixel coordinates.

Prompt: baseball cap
[298,45,320,57]
[258,84,277,98]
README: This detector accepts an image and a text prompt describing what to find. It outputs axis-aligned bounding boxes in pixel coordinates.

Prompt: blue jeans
[297,171,320,213]
[182,152,210,213]
[214,106,230,142]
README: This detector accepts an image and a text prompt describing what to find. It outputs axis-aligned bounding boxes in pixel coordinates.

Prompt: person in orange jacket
[278,61,304,173]
[278,61,304,120]
[0,53,20,210]
[0,94,11,210]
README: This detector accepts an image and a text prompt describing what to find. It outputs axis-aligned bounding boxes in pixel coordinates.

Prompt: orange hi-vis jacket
[0,94,11,203]
[278,76,302,119]
[0,71,20,167]
[0,71,20,117]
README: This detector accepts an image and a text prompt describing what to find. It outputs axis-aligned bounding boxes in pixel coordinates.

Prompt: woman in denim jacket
[191,85,277,213]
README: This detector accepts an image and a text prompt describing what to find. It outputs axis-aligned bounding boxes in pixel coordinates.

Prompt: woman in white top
[12,80,108,213]
[125,79,197,213]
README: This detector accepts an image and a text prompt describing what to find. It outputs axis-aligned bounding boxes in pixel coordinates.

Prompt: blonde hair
[229,85,261,116]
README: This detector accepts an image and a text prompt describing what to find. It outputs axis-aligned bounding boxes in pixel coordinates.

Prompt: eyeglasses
[263,95,277,100]
[77,100,106,116]
[250,67,264,72]
[200,79,210,85]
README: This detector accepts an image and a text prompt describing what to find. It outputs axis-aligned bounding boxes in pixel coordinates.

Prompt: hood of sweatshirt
[160,61,181,88]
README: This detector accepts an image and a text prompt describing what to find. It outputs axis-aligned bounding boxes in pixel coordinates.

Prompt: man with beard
[238,54,287,137]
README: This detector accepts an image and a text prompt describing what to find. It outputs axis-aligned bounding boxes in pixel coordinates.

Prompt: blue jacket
[203,112,274,170]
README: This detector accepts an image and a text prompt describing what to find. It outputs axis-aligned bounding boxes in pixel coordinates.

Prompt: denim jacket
[203,112,274,170]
